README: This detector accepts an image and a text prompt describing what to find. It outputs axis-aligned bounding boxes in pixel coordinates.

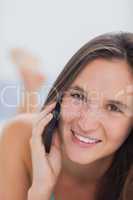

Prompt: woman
[0,32,133,200]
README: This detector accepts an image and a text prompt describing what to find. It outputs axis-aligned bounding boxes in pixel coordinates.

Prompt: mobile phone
[42,95,62,153]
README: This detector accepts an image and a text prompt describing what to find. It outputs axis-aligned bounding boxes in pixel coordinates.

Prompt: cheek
[59,104,81,143]
[105,119,131,147]
[60,103,81,122]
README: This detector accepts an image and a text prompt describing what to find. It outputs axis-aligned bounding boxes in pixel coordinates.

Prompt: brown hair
[42,32,133,200]
[121,166,133,200]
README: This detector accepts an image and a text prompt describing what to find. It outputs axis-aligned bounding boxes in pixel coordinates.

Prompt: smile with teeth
[71,130,101,144]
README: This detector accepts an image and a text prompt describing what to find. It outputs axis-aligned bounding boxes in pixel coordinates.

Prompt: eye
[107,104,122,113]
[70,92,86,102]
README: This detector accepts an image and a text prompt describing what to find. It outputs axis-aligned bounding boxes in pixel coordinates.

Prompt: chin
[62,144,98,165]
[68,156,92,165]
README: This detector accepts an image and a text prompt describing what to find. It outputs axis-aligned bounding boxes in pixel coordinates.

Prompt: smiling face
[58,58,133,165]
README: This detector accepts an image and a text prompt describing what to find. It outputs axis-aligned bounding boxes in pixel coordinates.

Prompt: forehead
[72,59,133,96]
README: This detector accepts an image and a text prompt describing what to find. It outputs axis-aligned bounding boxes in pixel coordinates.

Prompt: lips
[71,129,102,144]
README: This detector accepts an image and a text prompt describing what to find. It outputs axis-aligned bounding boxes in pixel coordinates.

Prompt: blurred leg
[10,48,46,113]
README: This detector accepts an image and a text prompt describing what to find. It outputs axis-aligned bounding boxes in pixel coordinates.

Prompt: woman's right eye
[70,92,85,101]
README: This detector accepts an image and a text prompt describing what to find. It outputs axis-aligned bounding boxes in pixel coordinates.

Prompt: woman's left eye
[107,104,122,113]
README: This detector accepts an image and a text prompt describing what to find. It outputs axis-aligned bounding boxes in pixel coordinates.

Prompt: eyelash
[106,104,122,113]
[70,92,86,101]
[70,92,123,113]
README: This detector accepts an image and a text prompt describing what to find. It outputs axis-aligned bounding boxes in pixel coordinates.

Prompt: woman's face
[58,58,133,165]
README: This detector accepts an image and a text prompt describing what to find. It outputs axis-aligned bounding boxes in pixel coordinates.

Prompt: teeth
[72,130,101,144]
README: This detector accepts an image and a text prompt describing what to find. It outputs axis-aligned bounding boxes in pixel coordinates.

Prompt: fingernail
[49,113,53,118]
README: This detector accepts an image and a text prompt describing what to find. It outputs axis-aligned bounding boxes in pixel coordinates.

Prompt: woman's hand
[29,102,62,198]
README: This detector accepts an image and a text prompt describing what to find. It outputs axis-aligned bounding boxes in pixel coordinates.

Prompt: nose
[77,109,101,132]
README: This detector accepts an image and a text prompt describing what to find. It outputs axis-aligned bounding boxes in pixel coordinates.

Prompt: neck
[54,152,113,200]
[61,150,113,185]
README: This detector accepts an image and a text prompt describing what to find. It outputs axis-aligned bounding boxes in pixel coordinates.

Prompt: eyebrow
[69,85,86,93]
[69,85,130,110]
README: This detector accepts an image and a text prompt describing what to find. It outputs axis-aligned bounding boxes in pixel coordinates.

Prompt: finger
[32,112,53,137]
[48,141,62,177]
[33,102,56,128]
[37,102,56,123]
[48,131,62,164]
[30,113,53,159]
[30,136,49,173]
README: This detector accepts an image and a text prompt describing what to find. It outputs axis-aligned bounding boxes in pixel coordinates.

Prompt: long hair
[121,166,133,200]
[42,32,133,200]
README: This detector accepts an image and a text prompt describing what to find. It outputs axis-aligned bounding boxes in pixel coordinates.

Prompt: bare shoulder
[0,113,36,181]
[0,113,38,200]
[0,113,35,149]
[1,113,36,140]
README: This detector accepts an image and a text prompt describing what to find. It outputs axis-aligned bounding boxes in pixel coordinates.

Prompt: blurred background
[0,0,132,121]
